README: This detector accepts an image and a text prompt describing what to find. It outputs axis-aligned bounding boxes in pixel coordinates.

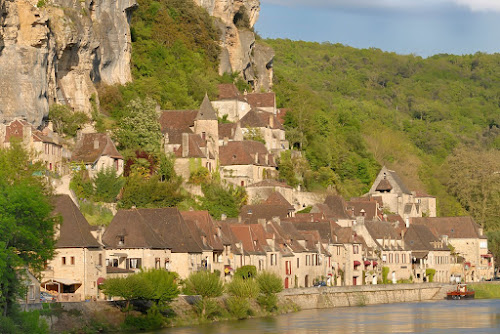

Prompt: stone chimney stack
[94,138,99,150]
[254,153,258,164]
[182,133,189,158]
[223,137,229,146]
[269,115,274,128]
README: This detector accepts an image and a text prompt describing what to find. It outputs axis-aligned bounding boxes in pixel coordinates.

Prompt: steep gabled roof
[217,84,246,101]
[72,133,122,164]
[364,221,400,240]
[181,210,231,250]
[324,195,350,220]
[404,224,447,251]
[245,92,275,109]
[173,134,207,158]
[196,94,218,121]
[240,109,284,130]
[347,200,379,220]
[410,216,484,239]
[239,204,290,224]
[229,224,266,255]
[219,140,276,166]
[53,195,101,248]
[375,179,393,192]
[293,221,338,244]
[264,192,294,209]
[218,123,237,139]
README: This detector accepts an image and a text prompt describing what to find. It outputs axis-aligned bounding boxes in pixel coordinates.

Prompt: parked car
[313,281,327,287]
[40,291,56,302]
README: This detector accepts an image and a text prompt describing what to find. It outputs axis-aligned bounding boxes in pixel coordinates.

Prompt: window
[395,254,399,264]
[306,255,310,266]
[112,259,118,267]
[402,254,406,264]
[285,261,291,275]
[118,236,125,246]
[128,258,141,269]
[29,285,35,300]
[382,255,387,263]
[337,247,341,256]
[155,258,160,269]
[270,253,277,266]
[353,245,359,254]
[62,257,66,265]
[480,241,488,249]
[389,254,393,263]
[297,258,300,268]
[71,256,75,265]
[99,254,103,266]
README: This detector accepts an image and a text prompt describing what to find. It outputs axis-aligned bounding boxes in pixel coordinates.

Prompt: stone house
[246,179,294,205]
[1,119,64,173]
[42,195,105,302]
[181,211,233,277]
[411,216,494,282]
[72,133,123,177]
[368,166,437,218]
[218,122,243,146]
[403,224,451,283]
[354,221,412,283]
[159,95,219,180]
[334,227,365,286]
[311,195,355,227]
[211,83,251,122]
[228,223,271,275]
[219,140,277,187]
[239,108,288,154]
[245,91,277,115]
[347,199,382,222]
[103,208,205,279]
[20,269,41,305]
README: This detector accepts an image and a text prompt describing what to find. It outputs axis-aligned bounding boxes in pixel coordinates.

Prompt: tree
[183,271,224,319]
[48,104,89,137]
[114,98,162,152]
[93,167,125,202]
[99,275,150,312]
[138,269,179,307]
[0,143,57,316]
[256,271,283,312]
[199,182,247,219]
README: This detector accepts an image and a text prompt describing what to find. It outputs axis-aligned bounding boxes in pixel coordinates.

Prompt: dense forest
[266,39,500,244]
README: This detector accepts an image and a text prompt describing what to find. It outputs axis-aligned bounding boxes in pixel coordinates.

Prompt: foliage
[193,298,221,320]
[183,271,223,319]
[243,127,266,144]
[158,153,177,182]
[225,277,260,299]
[79,200,114,226]
[0,310,49,334]
[118,169,184,209]
[114,98,162,152]
[100,269,179,311]
[183,271,224,299]
[234,265,257,280]
[0,143,56,316]
[48,104,89,137]
[256,294,278,313]
[425,269,436,283]
[225,296,252,320]
[469,283,500,299]
[93,167,126,202]
[69,164,94,200]
[189,159,210,184]
[487,230,500,268]
[382,267,390,284]
[256,272,283,295]
[122,305,165,331]
[198,182,247,219]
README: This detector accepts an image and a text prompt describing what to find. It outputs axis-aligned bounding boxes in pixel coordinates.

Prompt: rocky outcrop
[0,0,137,126]
[194,0,273,92]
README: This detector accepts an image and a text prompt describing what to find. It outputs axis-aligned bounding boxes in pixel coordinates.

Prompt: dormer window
[248,209,252,214]
[118,236,125,246]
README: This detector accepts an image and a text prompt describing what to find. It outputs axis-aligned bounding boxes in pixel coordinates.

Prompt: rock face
[194,0,273,92]
[0,0,137,126]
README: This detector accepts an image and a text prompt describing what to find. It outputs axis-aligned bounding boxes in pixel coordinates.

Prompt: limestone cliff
[0,0,137,126]
[194,0,274,92]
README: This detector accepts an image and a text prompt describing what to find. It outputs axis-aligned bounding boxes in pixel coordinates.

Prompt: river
[150,299,500,333]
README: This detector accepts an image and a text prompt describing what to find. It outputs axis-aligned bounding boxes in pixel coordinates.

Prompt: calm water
[151,299,500,334]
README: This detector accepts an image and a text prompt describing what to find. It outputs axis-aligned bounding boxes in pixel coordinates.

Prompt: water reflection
[152,299,500,334]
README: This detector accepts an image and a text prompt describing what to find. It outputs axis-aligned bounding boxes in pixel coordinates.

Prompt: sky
[256,0,500,57]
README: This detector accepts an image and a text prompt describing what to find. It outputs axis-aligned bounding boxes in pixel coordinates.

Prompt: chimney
[221,214,227,221]
[238,216,242,223]
[94,138,100,150]
[223,137,228,146]
[272,217,281,225]
[478,227,484,236]
[405,218,410,228]
[182,133,189,158]
[254,153,259,164]
[258,218,266,227]
[269,115,274,128]
[265,154,269,165]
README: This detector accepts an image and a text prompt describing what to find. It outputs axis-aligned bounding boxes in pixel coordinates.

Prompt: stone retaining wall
[278,283,456,310]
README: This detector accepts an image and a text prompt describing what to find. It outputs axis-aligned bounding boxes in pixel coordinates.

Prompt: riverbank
[469,281,500,299]
[279,283,455,310]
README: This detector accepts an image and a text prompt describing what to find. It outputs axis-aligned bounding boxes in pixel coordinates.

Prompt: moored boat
[447,283,475,300]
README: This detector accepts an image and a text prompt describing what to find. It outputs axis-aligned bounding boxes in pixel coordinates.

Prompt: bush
[257,293,278,313]
[234,265,257,280]
[425,269,436,283]
[123,308,164,331]
[183,271,224,319]
[226,277,260,299]
[93,167,125,202]
[225,296,252,320]
[193,298,221,320]
[48,104,89,137]
[256,271,283,295]
[382,267,390,284]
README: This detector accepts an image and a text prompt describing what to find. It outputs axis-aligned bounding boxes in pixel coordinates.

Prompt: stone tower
[194,94,219,158]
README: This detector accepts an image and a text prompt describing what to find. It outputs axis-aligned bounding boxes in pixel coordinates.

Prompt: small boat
[447,283,475,300]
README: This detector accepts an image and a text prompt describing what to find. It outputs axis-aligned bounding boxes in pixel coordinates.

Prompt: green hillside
[266,39,500,231]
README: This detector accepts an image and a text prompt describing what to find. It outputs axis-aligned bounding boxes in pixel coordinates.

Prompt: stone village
[0,84,495,303]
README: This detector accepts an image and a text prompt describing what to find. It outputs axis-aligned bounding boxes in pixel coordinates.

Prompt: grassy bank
[469,283,500,299]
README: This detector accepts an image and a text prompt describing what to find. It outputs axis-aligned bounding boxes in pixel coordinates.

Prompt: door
[353,276,357,286]
[284,277,289,289]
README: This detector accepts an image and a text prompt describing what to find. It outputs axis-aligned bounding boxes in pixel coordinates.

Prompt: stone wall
[279,283,455,310]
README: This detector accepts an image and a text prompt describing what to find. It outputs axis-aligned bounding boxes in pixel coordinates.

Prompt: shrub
[226,277,260,299]
[183,271,224,319]
[226,296,252,320]
[234,265,257,280]
[93,167,125,202]
[382,266,390,284]
[257,294,278,313]
[48,104,89,137]
[425,269,436,282]
[193,298,221,320]
[256,271,283,295]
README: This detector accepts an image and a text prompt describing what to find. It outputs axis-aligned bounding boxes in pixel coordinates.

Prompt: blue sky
[256,0,500,57]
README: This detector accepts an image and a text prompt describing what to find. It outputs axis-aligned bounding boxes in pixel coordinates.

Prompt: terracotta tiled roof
[217,84,246,101]
[72,133,122,164]
[4,119,31,142]
[159,110,197,132]
[239,204,290,224]
[347,201,378,219]
[324,195,350,220]
[245,92,275,109]
[218,123,237,139]
[247,179,292,188]
[364,221,400,240]
[32,130,60,145]
[404,225,447,251]
[264,192,294,209]
[219,140,276,166]
[173,134,207,158]
[334,227,363,244]
[375,179,393,192]
[410,216,484,239]
[229,224,266,255]
[414,191,435,198]
[103,208,203,253]
[240,109,284,130]
[293,213,328,222]
[181,211,231,250]
[52,195,101,248]
[196,94,218,121]
[293,221,338,244]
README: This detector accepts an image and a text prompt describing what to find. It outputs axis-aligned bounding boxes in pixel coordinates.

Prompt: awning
[110,253,128,258]
[412,251,429,260]
[364,260,371,266]
[354,260,361,266]
[42,278,81,286]
[481,254,493,258]
[97,277,106,286]
[372,261,378,267]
